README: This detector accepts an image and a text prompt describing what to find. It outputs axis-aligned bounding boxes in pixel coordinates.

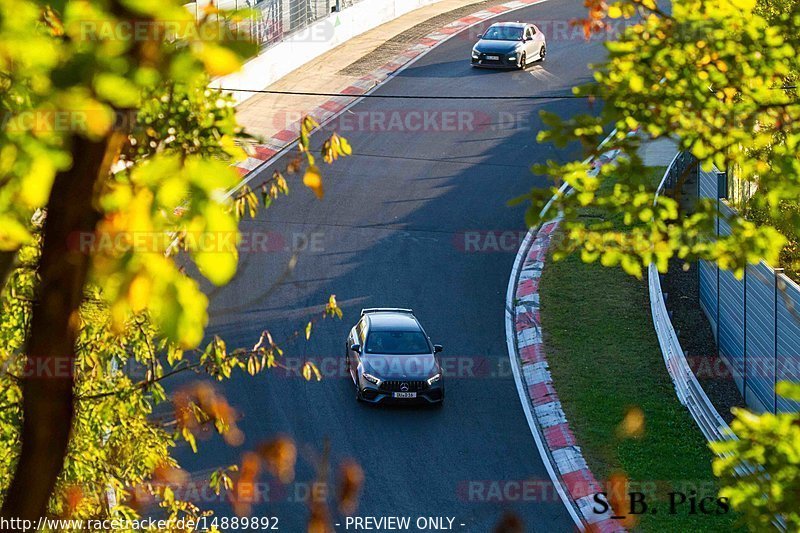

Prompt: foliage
[746,194,800,281]
[0,236,348,528]
[519,0,799,279]
[526,0,800,529]
[0,0,352,527]
[711,382,800,531]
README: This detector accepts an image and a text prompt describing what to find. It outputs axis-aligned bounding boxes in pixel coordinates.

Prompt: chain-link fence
[187,0,354,50]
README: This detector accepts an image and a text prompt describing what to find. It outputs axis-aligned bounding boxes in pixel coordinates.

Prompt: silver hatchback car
[471,22,547,69]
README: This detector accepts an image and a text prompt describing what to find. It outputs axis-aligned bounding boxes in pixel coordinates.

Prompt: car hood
[474,39,521,55]
[361,353,439,380]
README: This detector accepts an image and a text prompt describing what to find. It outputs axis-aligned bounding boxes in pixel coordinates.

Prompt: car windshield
[365,330,430,354]
[481,26,524,41]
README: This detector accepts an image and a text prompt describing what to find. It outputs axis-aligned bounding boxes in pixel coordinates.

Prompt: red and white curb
[231,0,551,179]
[505,129,638,532]
[511,219,625,533]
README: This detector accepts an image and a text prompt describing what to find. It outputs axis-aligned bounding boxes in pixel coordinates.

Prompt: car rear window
[365,331,430,354]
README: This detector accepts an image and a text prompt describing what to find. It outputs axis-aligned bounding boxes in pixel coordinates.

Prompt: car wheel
[539,46,546,62]
[517,52,527,70]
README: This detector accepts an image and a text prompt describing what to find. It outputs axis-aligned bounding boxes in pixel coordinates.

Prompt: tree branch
[76,361,203,402]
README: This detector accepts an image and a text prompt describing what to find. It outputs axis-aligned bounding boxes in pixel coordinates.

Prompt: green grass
[538,167,740,531]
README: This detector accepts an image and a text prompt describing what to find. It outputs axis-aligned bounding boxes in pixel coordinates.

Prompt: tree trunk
[0,132,123,522]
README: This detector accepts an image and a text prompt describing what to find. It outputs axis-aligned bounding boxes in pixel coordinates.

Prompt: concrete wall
[210,0,443,104]
[697,168,800,413]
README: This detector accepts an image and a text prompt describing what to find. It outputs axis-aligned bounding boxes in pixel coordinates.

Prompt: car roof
[366,312,422,332]
[488,22,528,29]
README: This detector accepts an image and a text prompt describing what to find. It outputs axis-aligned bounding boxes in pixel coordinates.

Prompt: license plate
[486,55,500,60]
[393,392,417,399]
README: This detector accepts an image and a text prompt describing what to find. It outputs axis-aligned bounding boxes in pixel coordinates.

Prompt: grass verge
[538,166,739,531]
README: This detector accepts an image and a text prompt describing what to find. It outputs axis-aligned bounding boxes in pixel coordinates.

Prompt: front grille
[380,380,427,392]
[477,53,513,65]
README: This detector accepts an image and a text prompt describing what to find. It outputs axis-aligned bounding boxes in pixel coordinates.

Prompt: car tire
[539,46,546,62]
[345,346,353,384]
[517,52,526,70]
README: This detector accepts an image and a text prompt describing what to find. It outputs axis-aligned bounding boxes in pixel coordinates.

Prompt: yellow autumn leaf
[19,158,57,207]
[339,136,352,155]
[0,216,32,250]
[128,274,152,312]
[303,165,324,199]
[617,406,645,438]
[199,45,241,77]
[301,362,322,382]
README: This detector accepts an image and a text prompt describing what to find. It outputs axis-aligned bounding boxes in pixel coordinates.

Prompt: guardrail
[648,153,733,444]
[648,153,787,530]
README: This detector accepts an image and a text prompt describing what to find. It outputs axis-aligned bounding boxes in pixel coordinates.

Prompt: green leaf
[776,381,800,401]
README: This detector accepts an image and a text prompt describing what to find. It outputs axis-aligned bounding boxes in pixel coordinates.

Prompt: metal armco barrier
[649,153,786,531]
[649,153,733,441]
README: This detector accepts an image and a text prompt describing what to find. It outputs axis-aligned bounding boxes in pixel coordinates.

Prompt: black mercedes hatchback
[345,308,444,404]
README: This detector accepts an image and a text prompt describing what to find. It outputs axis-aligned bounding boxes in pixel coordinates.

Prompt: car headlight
[471,50,479,58]
[507,52,518,59]
[427,373,442,385]
[362,372,381,385]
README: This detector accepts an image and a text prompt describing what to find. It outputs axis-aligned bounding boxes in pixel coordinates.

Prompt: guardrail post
[774,268,784,414]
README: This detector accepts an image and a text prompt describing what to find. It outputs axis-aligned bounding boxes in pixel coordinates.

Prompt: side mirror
[433,344,443,353]
[350,344,361,353]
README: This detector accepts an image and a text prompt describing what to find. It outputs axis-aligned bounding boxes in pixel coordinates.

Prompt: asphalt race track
[175,1,610,530]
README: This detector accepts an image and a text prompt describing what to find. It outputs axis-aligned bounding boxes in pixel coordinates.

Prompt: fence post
[774,268,784,414]
[716,172,727,363]
[715,194,722,360]
[743,265,747,404]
